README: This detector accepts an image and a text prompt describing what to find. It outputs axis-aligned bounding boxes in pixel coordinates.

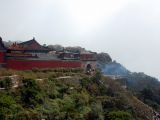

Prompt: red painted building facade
[6,59,81,70]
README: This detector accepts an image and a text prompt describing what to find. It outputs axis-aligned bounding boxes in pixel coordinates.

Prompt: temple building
[0,37,97,71]
[0,37,7,68]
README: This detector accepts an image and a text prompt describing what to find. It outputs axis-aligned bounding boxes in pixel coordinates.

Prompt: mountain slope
[98,56,160,112]
[0,69,155,120]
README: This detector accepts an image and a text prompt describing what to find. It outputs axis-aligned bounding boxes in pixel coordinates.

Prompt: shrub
[0,77,12,90]
[0,94,21,119]
[108,111,132,120]
[91,71,102,83]
[20,78,43,107]
[4,77,12,90]
[80,77,91,88]
[15,110,40,120]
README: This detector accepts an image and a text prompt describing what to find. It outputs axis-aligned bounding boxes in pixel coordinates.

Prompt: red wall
[7,59,82,70]
[0,52,5,63]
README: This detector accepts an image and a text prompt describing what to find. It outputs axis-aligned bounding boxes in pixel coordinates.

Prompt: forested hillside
[0,69,154,120]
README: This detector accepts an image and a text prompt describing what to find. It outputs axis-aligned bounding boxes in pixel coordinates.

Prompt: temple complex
[0,37,97,71]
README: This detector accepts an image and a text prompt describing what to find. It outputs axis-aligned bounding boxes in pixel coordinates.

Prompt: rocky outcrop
[96,52,112,64]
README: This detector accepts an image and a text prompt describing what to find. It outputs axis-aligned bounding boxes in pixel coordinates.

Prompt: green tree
[21,78,43,107]
[91,71,102,83]
[0,77,12,90]
[140,88,153,102]
[0,94,20,119]
[80,77,91,88]
[4,77,12,90]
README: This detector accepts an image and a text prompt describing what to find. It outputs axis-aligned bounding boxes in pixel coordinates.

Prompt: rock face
[96,52,112,64]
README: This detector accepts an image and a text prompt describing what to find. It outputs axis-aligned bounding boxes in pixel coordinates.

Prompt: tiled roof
[19,38,49,51]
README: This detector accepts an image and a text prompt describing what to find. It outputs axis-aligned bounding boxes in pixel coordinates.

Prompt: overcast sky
[0,0,160,79]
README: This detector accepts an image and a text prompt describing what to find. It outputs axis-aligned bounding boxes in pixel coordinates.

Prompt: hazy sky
[0,0,160,79]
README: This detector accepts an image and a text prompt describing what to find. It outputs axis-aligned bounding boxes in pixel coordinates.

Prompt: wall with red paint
[0,52,5,63]
[6,59,82,70]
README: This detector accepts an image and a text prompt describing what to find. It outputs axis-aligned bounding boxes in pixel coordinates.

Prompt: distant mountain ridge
[97,53,160,112]
[98,59,160,90]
